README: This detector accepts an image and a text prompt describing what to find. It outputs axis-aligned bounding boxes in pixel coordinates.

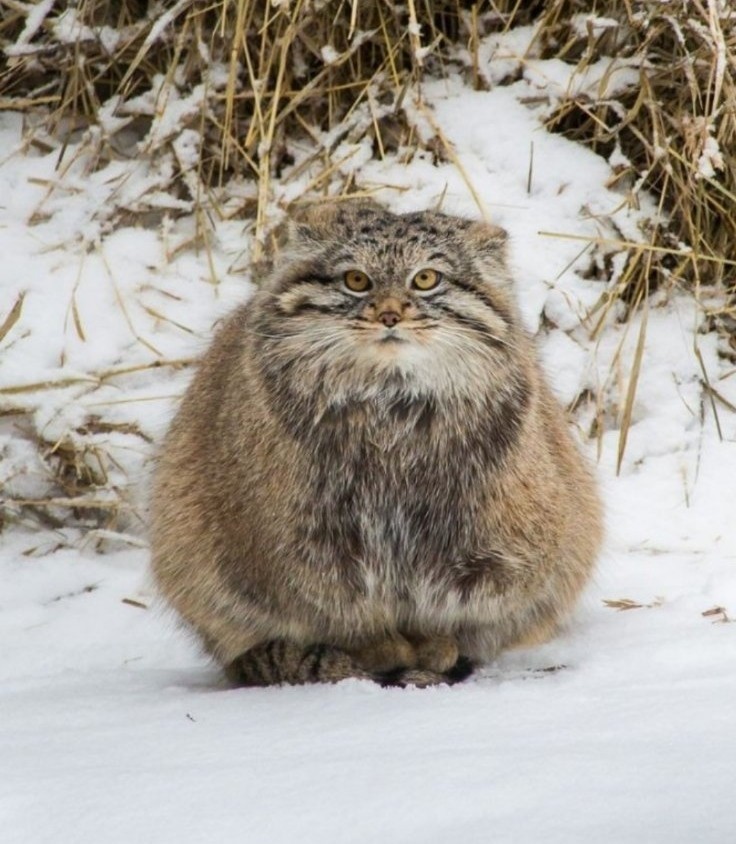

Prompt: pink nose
[378,310,401,327]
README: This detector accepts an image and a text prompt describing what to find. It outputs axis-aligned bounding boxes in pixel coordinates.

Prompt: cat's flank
[151,202,603,687]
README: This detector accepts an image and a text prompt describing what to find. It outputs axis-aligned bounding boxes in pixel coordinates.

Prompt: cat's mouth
[360,321,436,345]
[377,332,406,344]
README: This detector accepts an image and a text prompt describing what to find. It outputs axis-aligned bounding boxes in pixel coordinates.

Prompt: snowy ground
[2,26,736,844]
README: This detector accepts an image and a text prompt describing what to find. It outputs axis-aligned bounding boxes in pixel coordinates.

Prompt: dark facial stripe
[276,273,335,294]
[450,278,512,323]
[297,273,334,286]
[281,301,343,317]
[434,303,505,347]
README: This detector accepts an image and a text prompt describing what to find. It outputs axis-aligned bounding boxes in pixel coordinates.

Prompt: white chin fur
[278,321,503,405]
[351,328,498,401]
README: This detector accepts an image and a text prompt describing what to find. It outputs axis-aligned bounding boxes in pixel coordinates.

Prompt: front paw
[444,655,474,684]
[379,656,475,688]
[349,634,416,673]
[409,634,459,673]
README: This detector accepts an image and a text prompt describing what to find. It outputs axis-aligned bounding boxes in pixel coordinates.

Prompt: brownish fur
[150,202,603,687]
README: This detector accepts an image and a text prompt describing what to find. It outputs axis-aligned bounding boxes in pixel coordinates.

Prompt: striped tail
[225,640,371,686]
[224,640,474,688]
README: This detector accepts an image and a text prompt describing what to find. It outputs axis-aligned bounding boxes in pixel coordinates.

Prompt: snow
[51,9,122,54]
[698,133,725,179]
[2,525,735,843]
[2,30,736,844]
[10,0,55,49]
[320,45,341,65]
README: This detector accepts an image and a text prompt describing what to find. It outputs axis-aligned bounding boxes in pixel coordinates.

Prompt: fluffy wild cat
[150,201,602,687]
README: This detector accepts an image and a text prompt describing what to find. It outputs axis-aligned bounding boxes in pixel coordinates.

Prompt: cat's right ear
[284,199,382,248]
[284,204,343,247]
[259,205,343,283]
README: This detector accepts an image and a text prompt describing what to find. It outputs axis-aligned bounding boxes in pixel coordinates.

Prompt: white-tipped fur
[151,202,603,686]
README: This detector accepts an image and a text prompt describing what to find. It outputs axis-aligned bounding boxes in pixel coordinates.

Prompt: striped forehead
[328,211,461,264]
[334,208,458,239]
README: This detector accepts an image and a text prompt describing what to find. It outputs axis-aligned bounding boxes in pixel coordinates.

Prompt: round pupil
[415,270,437,289]
[346,271,368,290]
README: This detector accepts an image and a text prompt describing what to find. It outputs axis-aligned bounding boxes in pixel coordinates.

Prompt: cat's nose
[375,297,404,327]
[378,309,402,327]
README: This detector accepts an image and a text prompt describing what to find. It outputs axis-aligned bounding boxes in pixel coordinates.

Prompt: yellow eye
[412,268,441,291]
[344,269,372,293]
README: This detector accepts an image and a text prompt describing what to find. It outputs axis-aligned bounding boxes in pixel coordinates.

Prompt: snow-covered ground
[2,28,735,843]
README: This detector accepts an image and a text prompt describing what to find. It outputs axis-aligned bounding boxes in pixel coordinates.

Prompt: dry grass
[1,0,480,248]
[1,0,735,528]
[3,1,733,285]
[4,1,733,289]
[536,1,736,297]
[524,1,736,468]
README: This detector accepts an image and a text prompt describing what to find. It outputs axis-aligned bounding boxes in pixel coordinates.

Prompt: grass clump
[535,1,736,302]
[2,1,733,295]
[1,0,482,245]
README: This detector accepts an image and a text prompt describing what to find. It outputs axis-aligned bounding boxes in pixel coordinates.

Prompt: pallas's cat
[150,202,602,687]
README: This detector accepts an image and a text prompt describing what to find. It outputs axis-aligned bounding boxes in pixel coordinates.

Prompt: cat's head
[251,202,527,405]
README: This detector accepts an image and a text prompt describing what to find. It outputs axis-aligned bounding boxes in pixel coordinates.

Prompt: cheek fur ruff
[257,284,516,407]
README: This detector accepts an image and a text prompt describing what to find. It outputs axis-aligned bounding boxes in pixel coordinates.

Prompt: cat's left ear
[464,220,511,284]
[465,220,508,252]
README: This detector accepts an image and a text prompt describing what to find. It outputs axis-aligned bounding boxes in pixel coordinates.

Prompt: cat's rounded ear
[465,220,508,253]
[284,199,383,248]
[252,208,335,281]
[464,220,511,285]
[285,204,342,246]
[262,203,351,280]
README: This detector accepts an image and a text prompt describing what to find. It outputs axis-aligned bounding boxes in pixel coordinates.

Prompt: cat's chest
[303,418,488,569]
